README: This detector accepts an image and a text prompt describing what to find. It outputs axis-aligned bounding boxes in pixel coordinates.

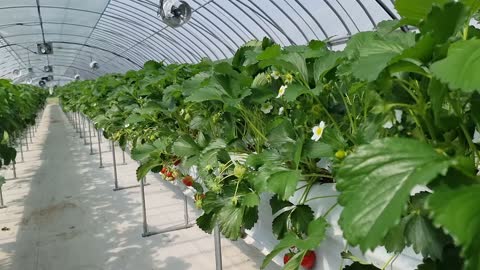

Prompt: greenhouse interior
[0,0,479,269]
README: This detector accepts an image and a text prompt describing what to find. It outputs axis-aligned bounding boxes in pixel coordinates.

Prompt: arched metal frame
[0,0,398,82]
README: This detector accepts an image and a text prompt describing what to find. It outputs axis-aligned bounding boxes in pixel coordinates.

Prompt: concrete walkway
[0,102,278,270]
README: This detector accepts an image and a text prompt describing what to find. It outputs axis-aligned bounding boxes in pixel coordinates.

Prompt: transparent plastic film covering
[0,0,398,85]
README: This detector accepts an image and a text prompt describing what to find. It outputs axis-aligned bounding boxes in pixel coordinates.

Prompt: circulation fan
[90,60,99,70]
[158,0,192,28]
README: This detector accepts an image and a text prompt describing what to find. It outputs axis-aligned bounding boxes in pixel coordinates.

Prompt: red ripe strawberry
[283,253,293,265]
[301,250,316,269]
[182,175,194,187]
[160,167,168,175]
[174,159,181,166]
[166,171,173,178]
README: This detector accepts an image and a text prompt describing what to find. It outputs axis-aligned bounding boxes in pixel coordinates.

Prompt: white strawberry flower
[382,120,394,129]
[311,121,326,141]
[260,103,273,114]
[284,73,294,84]
[276,85,288,98]
[271,70,281,80]
[278,107,284,115]
[394,109,403,123]
[473,129,480,144]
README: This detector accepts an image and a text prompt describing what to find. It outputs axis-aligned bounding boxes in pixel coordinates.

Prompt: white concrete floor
[0,102,279,270]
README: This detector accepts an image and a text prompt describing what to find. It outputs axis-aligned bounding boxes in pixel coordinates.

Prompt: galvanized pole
[0,187,6,209]
[88,120,94,155]
[140,177,149,236]
[18,138,24,162]
[214,225,223,270]
[24,133,29,151]
[97,130,104,168]
[82,115,88,145]
[112,141,119,190]
[12,161,17,179]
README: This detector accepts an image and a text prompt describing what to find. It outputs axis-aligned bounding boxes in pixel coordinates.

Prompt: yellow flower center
[315,127,323,136]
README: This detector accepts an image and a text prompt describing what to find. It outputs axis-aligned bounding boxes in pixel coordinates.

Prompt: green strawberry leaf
[395,0,450,25]
[217,204,258,240]
[405,214,448,259]
[131,143,156,162]
[268,170,303,200]
[336,138,455,251]
[196,212,216,234]
[431,40,480,93]
[136,159,161,180]
[172,135,201,157]
[419,2,468,44]
[427,184,480,270]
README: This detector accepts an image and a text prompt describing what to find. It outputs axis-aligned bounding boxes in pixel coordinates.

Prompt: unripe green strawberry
[233,165,246,179]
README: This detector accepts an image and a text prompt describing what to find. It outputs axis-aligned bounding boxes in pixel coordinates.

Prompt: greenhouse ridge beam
[35,0,47,44]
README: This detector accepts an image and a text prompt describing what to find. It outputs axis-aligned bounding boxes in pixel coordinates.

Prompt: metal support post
[112,142,141,191]
[141,177,149,236]
[112,141,119,190]
[75,112,80,133]
[82,116,88,145]
[79,114,84,139]
[214,225,223,270]
[92,121,96,137]
[28,127,33,143]
[12,161,17,179]
[19,137,24,163]
[97,130,104,168]
[121,150,127,165]
[0,187,6,209]
[88,120,94,155]
[25,133,29,151]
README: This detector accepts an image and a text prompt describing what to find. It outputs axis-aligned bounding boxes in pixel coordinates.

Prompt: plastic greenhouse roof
[0,0,399,84]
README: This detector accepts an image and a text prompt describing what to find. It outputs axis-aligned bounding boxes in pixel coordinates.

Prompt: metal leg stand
[12,162,17,179]
[79,114,83,139]
[25,134,29,151]
[0,187,6,209]
[88,120,94,155]
[140,182,193,238]
[82,116,88,145]
[97,130,104,168]
[19,138,24,163]
[75,113,80,133]
[29,127,33,143]
[112,141,119,190]
[214,225,223,270]
[92,122,96,137]
[113,142,141,191]
[121,150,127,165]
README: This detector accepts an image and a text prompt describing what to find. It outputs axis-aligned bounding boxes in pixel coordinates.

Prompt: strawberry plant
[0,80,47,185]
[58,0,480,269]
